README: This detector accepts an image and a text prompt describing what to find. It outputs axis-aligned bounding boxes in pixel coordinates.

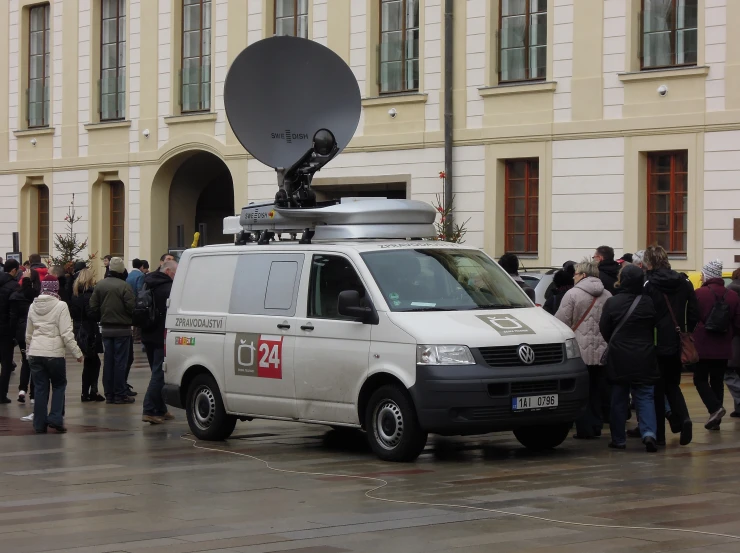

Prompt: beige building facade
[1,0,739,275]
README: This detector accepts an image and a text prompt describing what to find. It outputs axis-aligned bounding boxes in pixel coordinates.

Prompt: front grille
[487,379,575,397]
[454,399,584,422]
[478,343,564,367]
[511,380,558,395]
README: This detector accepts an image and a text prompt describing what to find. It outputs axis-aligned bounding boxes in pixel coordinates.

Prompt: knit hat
[702,259,723,281]
[73,261,87,273]
[40,274,60,298]
[109,257,125,274]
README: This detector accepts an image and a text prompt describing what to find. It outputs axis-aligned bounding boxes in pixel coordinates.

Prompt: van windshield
[361,248,532,312]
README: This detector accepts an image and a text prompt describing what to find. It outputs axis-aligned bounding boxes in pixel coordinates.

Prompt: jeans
[724,368,740,414]
[81,354,101,396]
[29,356,67,432]
[103,336,131,401]
[653,354,691,442]
[17,340,34,399]
[143,345,166,416]
[611,383,657,446]
[693,359,727,414]
[0,335,15,399]
[575,366,604,437]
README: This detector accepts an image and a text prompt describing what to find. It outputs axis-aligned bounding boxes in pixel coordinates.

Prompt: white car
[163,242,588,462]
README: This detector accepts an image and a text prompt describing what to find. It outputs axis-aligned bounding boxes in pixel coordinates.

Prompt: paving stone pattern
[0,351,739,552]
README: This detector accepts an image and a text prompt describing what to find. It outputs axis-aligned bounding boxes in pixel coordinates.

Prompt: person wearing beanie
[543,268,575,315]
[89,257,136,404]
[10,271,40,404]
[0,259,21,403]
[692,259,740,430]
[26,274,83,433]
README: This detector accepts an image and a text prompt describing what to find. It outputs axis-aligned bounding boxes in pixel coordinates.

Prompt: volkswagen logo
[518,344,536,365]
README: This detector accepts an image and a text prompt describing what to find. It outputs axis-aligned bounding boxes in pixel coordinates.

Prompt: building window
[28,3,50,128]
[505,159,539,254]
[275,0,308,38]
[181,0,211,113]
[109,181,125,258]
[642,0,697,69]
[647,151,687,255]
[37,185,49,257]
[379,0,419,94]
[100,0,126,121]
[498,0,547,83]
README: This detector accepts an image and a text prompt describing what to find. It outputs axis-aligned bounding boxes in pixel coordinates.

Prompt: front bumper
[163,384,183,409]
[408,357,589,436]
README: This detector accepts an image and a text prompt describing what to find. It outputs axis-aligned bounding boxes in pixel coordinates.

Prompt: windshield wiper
[402,307,458,312]
[468,304,526,310]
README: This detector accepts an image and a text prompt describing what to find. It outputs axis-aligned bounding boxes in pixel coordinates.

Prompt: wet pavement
[2,351,740,553]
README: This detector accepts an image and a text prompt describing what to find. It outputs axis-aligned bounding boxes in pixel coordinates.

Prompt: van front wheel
[186,373,237,441]
[365,385,428,462]
[513,422,572,451]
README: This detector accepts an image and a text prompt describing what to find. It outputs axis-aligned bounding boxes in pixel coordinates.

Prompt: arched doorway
[167,151,234,249]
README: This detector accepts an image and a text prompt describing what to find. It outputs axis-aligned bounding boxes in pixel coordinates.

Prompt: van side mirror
[337,290,378,324]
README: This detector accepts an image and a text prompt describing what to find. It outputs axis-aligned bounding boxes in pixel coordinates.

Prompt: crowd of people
[540,245,740,452]
[0,252,177,433]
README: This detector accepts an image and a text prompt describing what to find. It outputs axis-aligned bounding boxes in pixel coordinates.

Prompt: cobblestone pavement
[2,351,740,553]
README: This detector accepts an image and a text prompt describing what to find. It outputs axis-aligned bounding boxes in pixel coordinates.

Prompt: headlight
[417,345,475,365]
[565,338,580,359]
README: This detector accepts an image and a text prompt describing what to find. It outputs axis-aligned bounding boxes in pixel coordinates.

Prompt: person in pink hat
[25,274,83,433]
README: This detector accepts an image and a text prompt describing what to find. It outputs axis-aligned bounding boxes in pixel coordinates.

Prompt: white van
[163,239,589,462]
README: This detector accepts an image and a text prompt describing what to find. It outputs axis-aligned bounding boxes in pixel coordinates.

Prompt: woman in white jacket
[555,259,612,440]
[26,275,82,434]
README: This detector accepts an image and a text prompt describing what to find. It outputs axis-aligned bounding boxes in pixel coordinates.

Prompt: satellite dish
[224,36,361,171]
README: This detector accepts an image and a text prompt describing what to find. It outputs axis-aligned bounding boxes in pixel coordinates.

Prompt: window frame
[180,0,212,114]
[27,3,51,129]
[379,0,420,95]
[504,158,539,256]
[109,181,125,259]
[100,0,126,121]
[498,0,547,84]
[647,150,688,256]
[307,253,368,321]
[37,184,49,257]
[274,0,309,38]
[640,0,698,70]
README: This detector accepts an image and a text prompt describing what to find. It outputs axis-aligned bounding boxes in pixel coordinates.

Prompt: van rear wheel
[186,373,237,441]
[513,422,572,451]
[365,385,427,462]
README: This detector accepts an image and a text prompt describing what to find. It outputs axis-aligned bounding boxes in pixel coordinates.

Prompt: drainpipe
[443,0,454,238]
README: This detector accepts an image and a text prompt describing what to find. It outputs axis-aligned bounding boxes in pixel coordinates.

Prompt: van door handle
[277,323,291,330]
[300,323,314,331]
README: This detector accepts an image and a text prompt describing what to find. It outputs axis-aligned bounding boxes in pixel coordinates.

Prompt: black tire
[365,385,428,462]
[513,422,572,451]
[185,373,237,441]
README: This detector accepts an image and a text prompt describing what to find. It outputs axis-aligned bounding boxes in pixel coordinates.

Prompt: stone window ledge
[618,66,710,83]
[165,112,218,125]
[14,127,55,137]
[84,120,132,131]
[479,81,556,97]
[362,93,428,107]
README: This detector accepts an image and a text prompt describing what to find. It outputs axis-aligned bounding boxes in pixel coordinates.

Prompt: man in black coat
[141,260,178,424]
[593,246,620,295]
[0,260,21,403]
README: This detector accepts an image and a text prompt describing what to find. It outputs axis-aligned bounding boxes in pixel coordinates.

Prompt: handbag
[572,297,597,331]
[663,293,700,365]
[600,295,641,365]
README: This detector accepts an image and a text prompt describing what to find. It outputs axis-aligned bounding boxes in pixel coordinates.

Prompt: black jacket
[0,272,20,337]
[544,285,573,315]
[9,282,38,345]
[644,268,699,357]
[141,270,173,347]
[69,286,103,356]
[598,260,620,295]
[599,265,660,385]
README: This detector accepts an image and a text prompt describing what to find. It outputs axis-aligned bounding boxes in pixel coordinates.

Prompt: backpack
[704,289,731,334]
[132,283,157,330]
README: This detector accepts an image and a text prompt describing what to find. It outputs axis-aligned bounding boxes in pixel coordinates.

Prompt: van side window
[181,255,237,313]
[230,253,304,316]
[308,255,366,320]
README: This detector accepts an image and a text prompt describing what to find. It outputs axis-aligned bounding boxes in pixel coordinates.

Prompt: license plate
[512,394,558,411]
